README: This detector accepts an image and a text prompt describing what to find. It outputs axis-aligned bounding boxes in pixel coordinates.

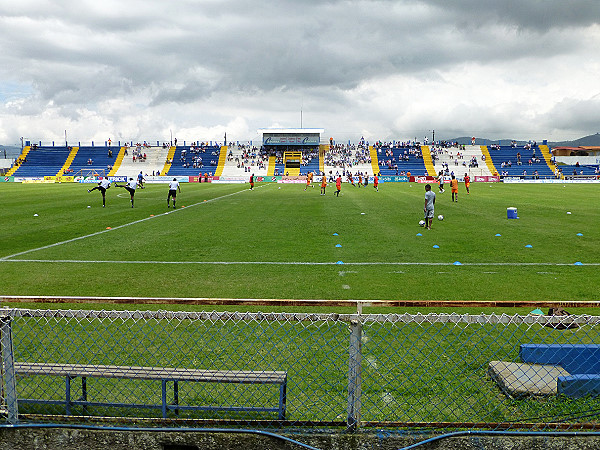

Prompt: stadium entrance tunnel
[2,427,600,450]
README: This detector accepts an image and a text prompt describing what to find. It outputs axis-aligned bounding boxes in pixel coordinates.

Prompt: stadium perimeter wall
[1,428,600,450]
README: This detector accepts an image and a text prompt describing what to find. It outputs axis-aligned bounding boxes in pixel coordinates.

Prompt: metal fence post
[1,314,18,423]
[347,319,362,431]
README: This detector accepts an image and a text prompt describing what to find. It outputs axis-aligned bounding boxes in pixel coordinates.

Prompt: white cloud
[0,0,599,145]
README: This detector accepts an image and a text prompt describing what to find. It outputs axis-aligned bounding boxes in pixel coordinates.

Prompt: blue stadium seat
[12,146,71,177]
[168,146,220,176]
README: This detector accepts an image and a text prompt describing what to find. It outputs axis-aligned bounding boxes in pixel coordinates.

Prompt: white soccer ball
[438,215,444,221]
[419,220,425,227]
[278,187,281,189]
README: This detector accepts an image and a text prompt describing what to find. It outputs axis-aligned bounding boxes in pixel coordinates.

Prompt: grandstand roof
[257,128,324,135]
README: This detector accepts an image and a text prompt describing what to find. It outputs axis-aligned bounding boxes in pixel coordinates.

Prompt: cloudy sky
[1,0,599,146]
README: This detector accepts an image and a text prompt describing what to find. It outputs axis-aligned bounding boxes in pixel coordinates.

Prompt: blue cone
[495,234,501,237]
[416,233,422,236]
[333,233,339,236]
[336,261,344,265]
[433,245,440,249]
[453,261,462,265]
[576,233,583,236]
[525,244,533,248]
[574,261,583,265]
[335,244,342,247]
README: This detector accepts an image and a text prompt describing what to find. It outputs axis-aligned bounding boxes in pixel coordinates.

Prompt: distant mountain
[450,133,600,148]
[548,133,600,147]
[451,137,533,146]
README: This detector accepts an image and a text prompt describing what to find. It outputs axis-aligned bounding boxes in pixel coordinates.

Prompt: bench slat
[14,363,287,384]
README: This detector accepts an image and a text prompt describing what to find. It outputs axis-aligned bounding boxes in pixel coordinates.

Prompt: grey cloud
[423,0,600,30]
[541,94,600,132]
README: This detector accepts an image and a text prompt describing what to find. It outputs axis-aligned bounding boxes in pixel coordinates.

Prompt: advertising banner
[74,176,100,184]
[22,178,55,183]
[473,176,500,182]
[280,176,306,184]
[503,178,600,184]
[108,176,128,182]
[44,176,75,183]
[1,176,14,182]
[255,176,281,182]
[212,177,247,184]
[145,175,189,183]
[413,176,437,183]
[263,133,320,146]
[189,175,218,183]
[379,176,409,182]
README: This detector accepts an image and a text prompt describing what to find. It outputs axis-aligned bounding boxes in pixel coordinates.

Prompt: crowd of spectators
[324,143,371,169]
[178,142,219,168]
[226,144,270,172]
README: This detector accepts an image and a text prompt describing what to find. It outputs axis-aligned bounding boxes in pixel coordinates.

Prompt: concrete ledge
[2,428,600,450]
[488,361,570,397]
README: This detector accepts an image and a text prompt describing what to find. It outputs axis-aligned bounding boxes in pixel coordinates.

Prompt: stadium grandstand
[4,135,599,181]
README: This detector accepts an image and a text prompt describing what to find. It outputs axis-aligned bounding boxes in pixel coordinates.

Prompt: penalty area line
[1,260,598,266]
[0,186,267,262]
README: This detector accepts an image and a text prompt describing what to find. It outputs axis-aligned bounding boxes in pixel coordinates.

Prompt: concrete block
[488,361,570,397]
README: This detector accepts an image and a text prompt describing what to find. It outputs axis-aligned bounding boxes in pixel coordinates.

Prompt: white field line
[1,260,598,266]
[0,186,264,261]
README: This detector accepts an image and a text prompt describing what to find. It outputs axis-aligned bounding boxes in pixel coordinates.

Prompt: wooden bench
[14,362,287,419]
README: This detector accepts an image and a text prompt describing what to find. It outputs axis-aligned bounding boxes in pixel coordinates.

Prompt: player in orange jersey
[450,174,458,202]
[464,173,470,194]
[320,175,327,195]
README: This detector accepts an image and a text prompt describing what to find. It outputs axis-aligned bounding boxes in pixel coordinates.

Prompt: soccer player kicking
[115,177,137,207]
[167,178,181,208]
[88,177,111,207]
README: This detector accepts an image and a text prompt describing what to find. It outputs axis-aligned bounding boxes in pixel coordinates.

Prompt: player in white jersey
[88,178,111,207]
[167,178,181,208]
[115,177,137,207]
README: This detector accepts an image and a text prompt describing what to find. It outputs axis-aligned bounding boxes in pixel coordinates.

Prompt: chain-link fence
[1,308,600,433]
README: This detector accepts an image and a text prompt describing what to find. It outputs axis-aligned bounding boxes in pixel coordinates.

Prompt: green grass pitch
[0,181,599,312]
